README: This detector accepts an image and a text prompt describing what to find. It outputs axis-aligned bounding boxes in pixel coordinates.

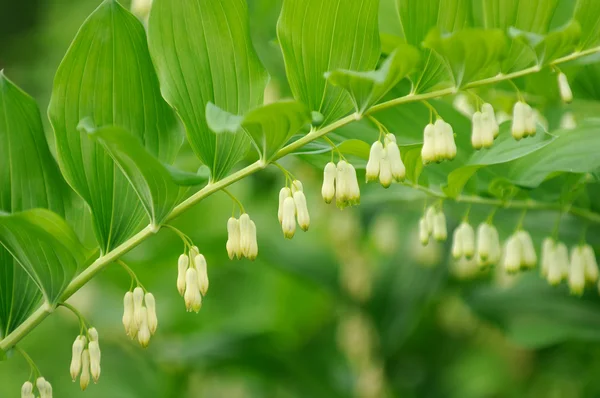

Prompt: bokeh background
[2,0,600,397]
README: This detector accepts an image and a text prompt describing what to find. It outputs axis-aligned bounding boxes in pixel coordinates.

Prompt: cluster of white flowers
[365,134,405,187]
[557,72,573,103]
[421,119,457,164]
[502,230,537,273]
[511,101,537,140]
[566,244,598,295]
[475,223,501,267]
[226,214,258,260]
[122,288,158,347]
[471,103,499,150]
[21,378,52,398]
[321,161,360,209]
[540,238,569,286]
[418,206,447,245]
[176,247,209,313]
[69,328,101,390]
[452,221,475,259]
[278,180,310,239]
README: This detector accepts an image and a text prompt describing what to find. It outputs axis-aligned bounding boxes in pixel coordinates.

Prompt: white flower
[336,160,360,208]
[239,213,253,256]
[503,235,522,274]
[194,254,209,296]
[145,292,158,335]
[547,242,569,286]
[133,287,145,327]
[419,217,430,246]
[569,246,586,295]
[560,112,577,130]
[443,122,457,160]
[70,335,86,381]
[36,377,52,398]
[432,211,447,242]
[378,155,393,188]
[558,72,573,103]
[366,141,384,182]
[291,180,303,194]
[293,190,310,231]
[476,223,492,264]
[21,381,33,398]
[80,350,90,391]
[184,268,202,312]
[247,219,259,260]
[421,123,436,164]
[137,307,151,348]
[451,225,463,259]
[88,339,101,383]
[424,206,436,233]
[471,111,483,150]
[189,245,199,263]
[482,103,499,139]
[226,217,241,260]
[177,254,189,295]
[582,244,598,284]
[511,101,526,140]
[122,292,135,338]
[345,162,361,205]
[461,222,475,259]
[472,109,495,150]
[278,187,291,223]
[540,237,554,277]
[281,196,296,239]
[433,120,448,162]
[322,162,336,204]
[524,103,537,136]
[385,134,406,182]
[517,230,537,269]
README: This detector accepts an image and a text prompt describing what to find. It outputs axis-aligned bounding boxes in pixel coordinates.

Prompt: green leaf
[509,21,581,65]
[277,0,381,124]
[325,45,421,114]
[443,165,482,198]
[0,210,86,307]
[0,73,73,336]
[206,101,311,162]
[148,0,268,182]
[48,0,181,253]
[424,28,507,87]
[574,0,600,50]
[80,122,208,227]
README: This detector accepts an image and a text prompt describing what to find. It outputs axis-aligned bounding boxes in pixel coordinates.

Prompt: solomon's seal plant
[2,0,600,395]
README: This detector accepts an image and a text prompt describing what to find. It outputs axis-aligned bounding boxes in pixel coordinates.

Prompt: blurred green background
[2,0,600,397]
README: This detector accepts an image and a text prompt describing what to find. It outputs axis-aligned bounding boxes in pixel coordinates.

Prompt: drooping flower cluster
[502,230,537,273]
[418,206,447,245]
[452,221,475,259]
[511,101,537,140]
[226,214,258,260]
[421,119,457,164]
[21,378,52,398]
[322,161,360,208]
[122,288,158,347]
[475,223,501,267]
[471,103,499,150]
[540,238,569,286]
[567,244,598,296]
[70,328,101,390]
[366,134,405,188]
[278,180,310,239]
[176,247,209,313]
[557,72,573,103]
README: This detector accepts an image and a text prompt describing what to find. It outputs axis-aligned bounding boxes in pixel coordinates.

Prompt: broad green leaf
[573,0,600,50]
[443,165,482,198]
[81,122,208,228]
[0,74,71,336]
[325,45,421,114]
[0,209,86,307]
[483,0,558,72]
[509,21,581,65]
[400,144,423,183]
[48,0,181,253]
[489,121,600,187]
[424,28,507,87]
[277,0,381,124]
[397,0,472,92]
[148,0,268,181]
[206,101,311,162]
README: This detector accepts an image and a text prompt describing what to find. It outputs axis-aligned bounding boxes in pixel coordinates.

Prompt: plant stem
[1,47,600,352]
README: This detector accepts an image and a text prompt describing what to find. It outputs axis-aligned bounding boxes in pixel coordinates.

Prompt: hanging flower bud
[291,180,303,194]
[432,211,447,242]
[471,112,483,150]
[70,335,86,381]
[239,213,253,256]
[557,72,573,103]
[512,101,526,140]
[184,268,202,312]
[524,103,537,136]
[378,155,393,188]
[582,244,599,284]
[385,135,406,181]
[346,162,361,206]
[133,287,145,327]
[517,230,537,269]
[293,190,310,231]
[424,206,436,232]
[189,245,199,263]
[122,292,135,337]
[177,254,189,296]
[36,378,51,398]
[487,224,501,264]
[443,121,457,160]
[556,242,570,280]
[322,162,336,204]
[281,196,297,239]
[137,307,151,348]
[569,246,586,295]
[144,292,158,335]
[461,222,475,259]
[503,236,522,274]
[80,349,90,391]
[452,225,464,259]
[433,120,448,162]
[278,187,291,224]
[421,123,436,164]
[247,219,259,260]
[21,381,33,398]
[482,103,499,138]
[366,141,384,182]
[547,242,569,286]
[44,381,53,398]
[88,339,101,383]
[540,237,554,277]
[226,217,241,260]
[476,223,492,265]
[419,217,430,246]
[194,254,209,296]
